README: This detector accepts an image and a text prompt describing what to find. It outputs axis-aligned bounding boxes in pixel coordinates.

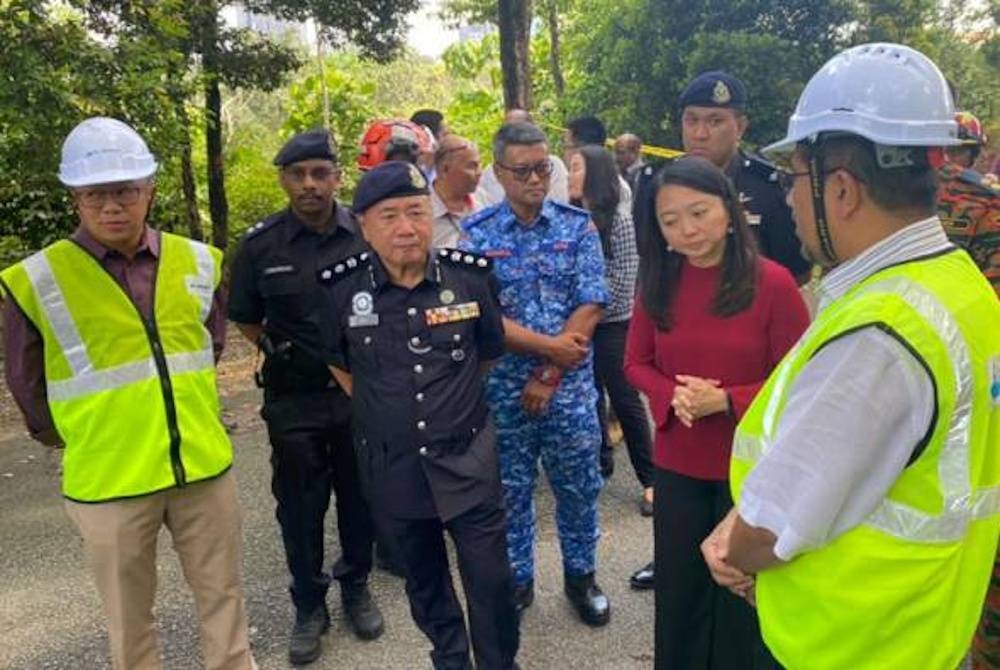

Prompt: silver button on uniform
[417,420,427,430]
[407,307,417,316]
[415,392,425,402]
[414,364,424,374]
[419,446,428,456]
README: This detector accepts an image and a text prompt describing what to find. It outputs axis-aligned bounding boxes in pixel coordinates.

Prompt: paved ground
[0,363,655,669]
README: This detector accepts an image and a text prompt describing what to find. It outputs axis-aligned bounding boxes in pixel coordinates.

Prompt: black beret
[352,161,430,214]
[678,71,747,110]
[273,128,338,166]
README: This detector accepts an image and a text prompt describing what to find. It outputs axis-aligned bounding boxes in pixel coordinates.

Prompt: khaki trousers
[65,470,256,670]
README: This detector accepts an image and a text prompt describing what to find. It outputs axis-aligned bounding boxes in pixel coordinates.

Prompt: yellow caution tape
[538,121,686,160]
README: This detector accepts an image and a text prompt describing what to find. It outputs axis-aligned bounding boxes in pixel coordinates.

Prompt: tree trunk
[546,1,564,98]
[498,0,532,109]
[202,10,228,250]
[167,69,202,241]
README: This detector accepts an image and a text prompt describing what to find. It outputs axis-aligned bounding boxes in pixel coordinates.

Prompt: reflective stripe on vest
[19,239,216,402]
[735,275,997,543]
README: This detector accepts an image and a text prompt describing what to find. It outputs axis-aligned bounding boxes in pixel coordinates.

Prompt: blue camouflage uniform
[460,199,608,585]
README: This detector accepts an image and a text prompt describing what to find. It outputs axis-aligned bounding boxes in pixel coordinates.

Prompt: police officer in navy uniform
[628,71,814,592]
[319,161,520,670]
[227,129,383,666]
[633,71,812,284]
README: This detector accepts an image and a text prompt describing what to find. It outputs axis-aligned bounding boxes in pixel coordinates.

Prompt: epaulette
[436,248,492,272]
[743,152,780,183]
[547,200,590,218]
[461,204,503,230]
[242,214,282,239]
[317,251,371,283]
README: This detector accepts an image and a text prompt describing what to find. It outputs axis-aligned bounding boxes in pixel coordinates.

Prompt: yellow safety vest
[0,232,232,502]
[731,248,1000,669]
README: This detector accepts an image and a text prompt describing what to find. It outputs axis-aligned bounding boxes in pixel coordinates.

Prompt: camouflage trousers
[491,395,603,586]
[974,550,1000,669]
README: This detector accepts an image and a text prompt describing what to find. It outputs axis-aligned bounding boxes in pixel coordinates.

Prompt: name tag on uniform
[185,275,214,301]
[425,301,480,326]
[263,264,295,275]
[746,213,762,226]
[348,314,380,328]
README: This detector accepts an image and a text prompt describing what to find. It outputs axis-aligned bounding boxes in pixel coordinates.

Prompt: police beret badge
[409,163,427,189]
[711,80,732,105]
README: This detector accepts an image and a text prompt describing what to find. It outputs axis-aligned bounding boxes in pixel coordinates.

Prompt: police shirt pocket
[344,326,380,370]
[537,242,577,275]
[259,269,303,297]
[429,321,472,365]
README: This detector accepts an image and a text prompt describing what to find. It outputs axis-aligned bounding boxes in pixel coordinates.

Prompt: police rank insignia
[349,291,379,328]
[711,80,732,105]
[425,301,480,326]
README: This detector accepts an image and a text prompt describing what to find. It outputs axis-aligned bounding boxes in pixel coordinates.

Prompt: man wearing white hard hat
[698,44,1000,669]
[0,117,257,670]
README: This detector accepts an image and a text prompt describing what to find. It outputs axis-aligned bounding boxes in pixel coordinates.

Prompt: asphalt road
[0,386,655,670]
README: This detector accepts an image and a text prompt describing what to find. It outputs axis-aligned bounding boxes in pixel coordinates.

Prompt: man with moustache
[431,135,482,248]
[228,129,383,665]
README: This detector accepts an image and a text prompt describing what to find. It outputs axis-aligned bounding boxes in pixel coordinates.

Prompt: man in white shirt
[475,109,569,208]
[430,135,481,248]
[702,43,1000,670]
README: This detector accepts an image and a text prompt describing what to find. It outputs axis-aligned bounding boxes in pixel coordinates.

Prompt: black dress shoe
[289,604,329,666]
[564,573,610,626]
[629,562,654,591]
[513,579,534,613]
[342,582,385,640]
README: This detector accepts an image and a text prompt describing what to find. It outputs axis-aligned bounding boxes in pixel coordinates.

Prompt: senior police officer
[460,122,612,626]
[1,117,256,669]
[703,44,1000,669]
[228,129,383,666]
[319,161,520,670]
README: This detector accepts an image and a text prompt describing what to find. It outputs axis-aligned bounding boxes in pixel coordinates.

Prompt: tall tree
[498,0,533,109]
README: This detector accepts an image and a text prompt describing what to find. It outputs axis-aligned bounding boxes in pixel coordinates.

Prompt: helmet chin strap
[808,149,838,265]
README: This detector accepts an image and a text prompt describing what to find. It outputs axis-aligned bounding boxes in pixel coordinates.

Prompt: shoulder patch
[318,251,371,284]
[548,200,590,218]
[437,247,492,271]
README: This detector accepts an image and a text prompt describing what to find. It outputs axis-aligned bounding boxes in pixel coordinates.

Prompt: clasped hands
[671,374,728,427]
[521,331,589,416]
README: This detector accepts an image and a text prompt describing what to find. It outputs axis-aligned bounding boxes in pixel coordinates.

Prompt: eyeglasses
[776,169,811,193]
[496,159,553,182]
[282,166,340,182]
[776,166,865,193]
[74,185,144,209]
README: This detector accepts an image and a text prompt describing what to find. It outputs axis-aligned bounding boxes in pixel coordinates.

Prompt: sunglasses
[496,159,553,182]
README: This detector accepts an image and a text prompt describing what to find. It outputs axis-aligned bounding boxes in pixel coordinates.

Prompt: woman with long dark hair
[568,145,654,512]
[624,157,809,669]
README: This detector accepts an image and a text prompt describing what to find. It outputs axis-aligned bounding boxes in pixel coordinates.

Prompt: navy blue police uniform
[320,161,519,670]
[227,130,377,630]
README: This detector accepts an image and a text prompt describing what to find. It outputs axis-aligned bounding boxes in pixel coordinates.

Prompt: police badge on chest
[348,291,379,327]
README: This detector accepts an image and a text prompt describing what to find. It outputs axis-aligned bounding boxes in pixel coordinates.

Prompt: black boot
[513,579,534,613]
[341,582,385,640]
[564,573,610,627]
[288,604,329,666]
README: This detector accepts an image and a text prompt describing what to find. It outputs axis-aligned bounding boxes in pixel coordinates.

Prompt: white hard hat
[763,43,961,158]
[58,117,158,187]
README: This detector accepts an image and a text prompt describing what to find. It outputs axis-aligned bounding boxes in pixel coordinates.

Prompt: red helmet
[955,111,987,146]
[357,119,434,171]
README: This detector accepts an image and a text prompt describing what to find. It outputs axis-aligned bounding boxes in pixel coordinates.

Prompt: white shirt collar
[817,216,953,309]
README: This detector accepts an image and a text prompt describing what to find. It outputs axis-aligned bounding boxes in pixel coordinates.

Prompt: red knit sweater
[624,258,810,481]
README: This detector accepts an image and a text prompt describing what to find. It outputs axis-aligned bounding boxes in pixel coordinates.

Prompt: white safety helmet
[58,117,158,187]
[763,43,962,160]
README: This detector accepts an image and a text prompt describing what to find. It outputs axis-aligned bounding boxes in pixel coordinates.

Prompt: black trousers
[593,319,654,488]
[654,468,775,670]
[380,501,520,670]
[263,388,375,614]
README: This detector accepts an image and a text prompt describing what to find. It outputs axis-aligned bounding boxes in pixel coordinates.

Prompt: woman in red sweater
[625,157,809,669]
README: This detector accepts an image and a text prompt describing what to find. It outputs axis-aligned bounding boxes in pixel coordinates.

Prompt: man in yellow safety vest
[0,117,256,670]
[701,44,1000,669]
